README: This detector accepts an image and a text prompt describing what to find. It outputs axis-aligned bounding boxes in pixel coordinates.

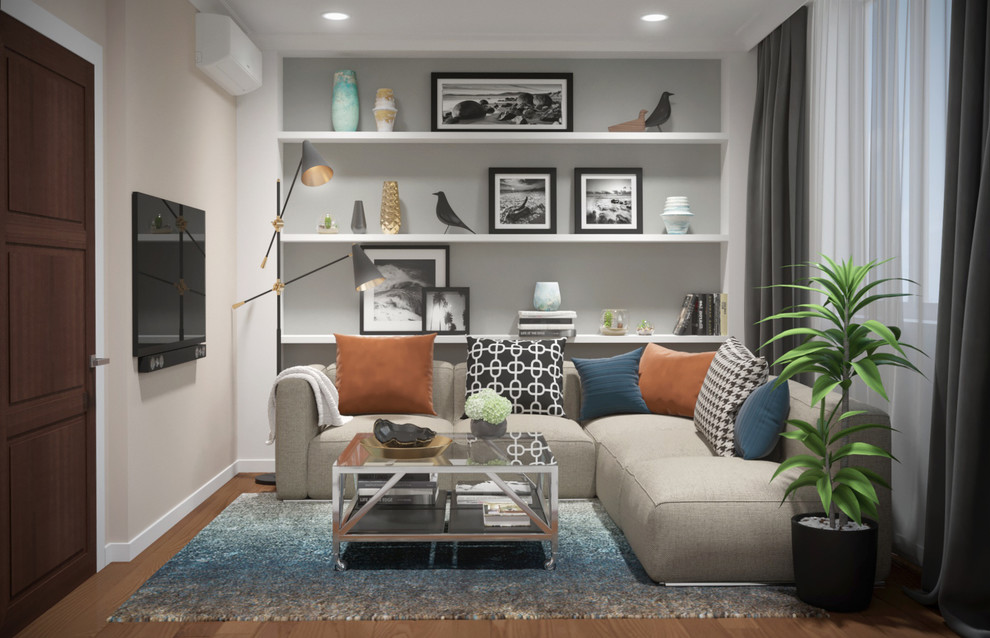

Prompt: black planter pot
[791,513,878,612]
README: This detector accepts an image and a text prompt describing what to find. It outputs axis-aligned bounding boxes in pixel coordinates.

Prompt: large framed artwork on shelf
[573,168,644,235]
[360,245,450,335]
[431,72,573,132]
[488,167,557,234]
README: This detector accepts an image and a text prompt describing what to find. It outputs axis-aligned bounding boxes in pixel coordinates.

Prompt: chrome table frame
[331,433,559,571]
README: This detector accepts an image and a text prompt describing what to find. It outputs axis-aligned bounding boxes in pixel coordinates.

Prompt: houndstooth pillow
[465,337,566,416]
[694,336,769,457]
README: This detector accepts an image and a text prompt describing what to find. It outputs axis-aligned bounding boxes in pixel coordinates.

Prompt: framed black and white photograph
[488,167,557,234]
[421,287,469,335]
[431,72,573,132]
[573,168,644,234]
[360,245,450,335]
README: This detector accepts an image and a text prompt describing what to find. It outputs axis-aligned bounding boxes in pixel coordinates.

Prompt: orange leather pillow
[638,343,716,417]
[334,333,436,415]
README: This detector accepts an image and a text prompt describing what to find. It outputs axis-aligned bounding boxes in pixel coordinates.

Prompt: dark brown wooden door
[0,13,96,637]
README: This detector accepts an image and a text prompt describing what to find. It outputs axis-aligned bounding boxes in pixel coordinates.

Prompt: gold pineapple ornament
[380,180,401,234]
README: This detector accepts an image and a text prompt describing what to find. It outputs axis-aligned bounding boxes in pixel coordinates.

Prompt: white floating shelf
[281,334,728,345]
[281,233,729,244]
[278,131,729,146]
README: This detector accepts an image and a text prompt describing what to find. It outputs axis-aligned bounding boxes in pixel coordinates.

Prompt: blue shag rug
[110,493,823,622]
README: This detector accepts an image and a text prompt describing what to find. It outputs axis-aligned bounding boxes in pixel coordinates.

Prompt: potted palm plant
[761,256,922,612]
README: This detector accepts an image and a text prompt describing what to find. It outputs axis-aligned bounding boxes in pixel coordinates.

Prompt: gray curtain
[907,1,990,635]
[744,6,809,372]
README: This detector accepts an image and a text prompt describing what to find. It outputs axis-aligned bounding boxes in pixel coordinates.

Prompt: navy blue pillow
[733,380,790,459]
[572,348,650,420]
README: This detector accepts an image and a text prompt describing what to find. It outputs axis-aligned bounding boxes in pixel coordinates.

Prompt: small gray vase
[470,419,507,438]
[350,201,367,233]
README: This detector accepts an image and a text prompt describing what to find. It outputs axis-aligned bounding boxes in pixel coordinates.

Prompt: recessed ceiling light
[322,12,350,21]
[641,13,669,22]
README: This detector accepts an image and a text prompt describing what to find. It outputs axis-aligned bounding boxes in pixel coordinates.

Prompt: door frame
[3,0,106,570]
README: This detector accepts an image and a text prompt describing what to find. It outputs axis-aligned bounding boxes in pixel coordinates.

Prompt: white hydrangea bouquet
[465,388,512,425]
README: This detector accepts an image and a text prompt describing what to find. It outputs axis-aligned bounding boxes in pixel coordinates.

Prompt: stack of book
[517,310,577,338]
[356,472,439,506]
[453,479,533,506]
[482,502,531,527]
[672,293,729,336]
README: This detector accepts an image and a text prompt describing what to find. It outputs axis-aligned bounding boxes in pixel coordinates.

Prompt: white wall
[25,0,239,556]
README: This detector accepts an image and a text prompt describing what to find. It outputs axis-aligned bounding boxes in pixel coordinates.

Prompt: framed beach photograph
[359,245,450,335]
[573,168,644,234]
[488,167,557,234]
[431,72,573,132]
[421,287,470,335]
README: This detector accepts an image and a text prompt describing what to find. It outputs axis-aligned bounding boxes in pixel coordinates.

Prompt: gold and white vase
[380,181,401,234]
[373,88,398,132]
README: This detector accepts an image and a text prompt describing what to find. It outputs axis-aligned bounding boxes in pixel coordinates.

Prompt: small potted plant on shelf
[637,319,655,336]
[464,388,512,438]
[761,256,923,612]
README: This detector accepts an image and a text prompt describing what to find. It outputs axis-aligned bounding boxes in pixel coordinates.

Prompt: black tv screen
[132,192,206,362]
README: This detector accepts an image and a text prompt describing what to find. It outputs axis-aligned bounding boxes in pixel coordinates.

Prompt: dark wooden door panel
[7,54,87,222]
[7,246,86,403]
[8,418,88,597]
[1,12,96,637]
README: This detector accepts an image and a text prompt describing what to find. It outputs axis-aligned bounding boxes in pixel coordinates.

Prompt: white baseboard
[104,461,239,563]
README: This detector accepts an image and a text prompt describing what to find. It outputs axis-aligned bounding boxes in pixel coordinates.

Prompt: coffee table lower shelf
[335,493,556,570]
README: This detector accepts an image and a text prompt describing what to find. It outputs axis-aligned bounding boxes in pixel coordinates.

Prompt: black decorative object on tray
[431,73,573,132]
[373,418,436,448]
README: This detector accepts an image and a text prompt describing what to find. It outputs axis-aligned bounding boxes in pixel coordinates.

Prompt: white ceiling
[191,0,806,56]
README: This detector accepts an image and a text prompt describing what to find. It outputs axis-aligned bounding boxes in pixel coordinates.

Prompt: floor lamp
[233,140,385,485]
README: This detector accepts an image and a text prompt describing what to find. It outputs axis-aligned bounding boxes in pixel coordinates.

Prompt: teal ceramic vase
[332,70,359,132]
[533,281,561,311]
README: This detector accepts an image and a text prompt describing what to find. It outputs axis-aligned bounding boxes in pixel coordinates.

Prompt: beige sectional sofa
[274,359,892,584]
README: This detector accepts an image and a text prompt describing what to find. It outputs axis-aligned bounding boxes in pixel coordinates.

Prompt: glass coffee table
[331,432,559,571]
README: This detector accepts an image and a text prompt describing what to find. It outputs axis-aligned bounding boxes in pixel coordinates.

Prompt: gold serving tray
[360,435,453,459]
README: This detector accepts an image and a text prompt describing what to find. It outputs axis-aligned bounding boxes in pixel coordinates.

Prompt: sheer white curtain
[808,0,949,565]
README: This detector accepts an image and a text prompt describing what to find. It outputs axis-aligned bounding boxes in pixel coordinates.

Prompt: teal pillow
[733,380,790,459]
[572,348,650,420]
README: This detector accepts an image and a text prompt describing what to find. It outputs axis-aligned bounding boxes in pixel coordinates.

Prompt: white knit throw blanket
[267,366,351,444]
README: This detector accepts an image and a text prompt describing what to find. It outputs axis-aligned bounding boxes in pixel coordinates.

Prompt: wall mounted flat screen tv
[132,192,206,370]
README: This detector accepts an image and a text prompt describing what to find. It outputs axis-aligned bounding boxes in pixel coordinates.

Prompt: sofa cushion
[613,455,820,583]
[465,337,566,416]
[453,415,597,498]
[334,333,437,416]
[637,343,716,418]
[734,379,789,459]
[572,348,650,420]
[694,337,768,457]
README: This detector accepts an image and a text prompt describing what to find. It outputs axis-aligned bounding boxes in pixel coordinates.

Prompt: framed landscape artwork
[573,168,644,234]
[422,287,470,335]
[431,72,573,132]
[359,245,450,335]
[488,167,557,234]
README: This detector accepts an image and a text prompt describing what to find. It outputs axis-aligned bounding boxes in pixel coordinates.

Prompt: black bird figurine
[645,91,674,131]
[432,191,476,234]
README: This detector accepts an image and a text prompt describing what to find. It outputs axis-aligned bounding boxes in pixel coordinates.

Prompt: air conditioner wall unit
[195,13,262,96]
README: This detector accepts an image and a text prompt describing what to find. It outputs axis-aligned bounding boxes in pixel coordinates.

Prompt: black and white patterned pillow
[694,336,769,457]
[465,337,566,416]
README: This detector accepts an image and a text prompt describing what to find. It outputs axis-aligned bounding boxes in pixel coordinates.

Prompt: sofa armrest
[274,364,326,500]
[783,380,893,580]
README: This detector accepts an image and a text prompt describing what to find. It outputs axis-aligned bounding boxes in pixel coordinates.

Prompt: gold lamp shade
[300,140,334,186]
